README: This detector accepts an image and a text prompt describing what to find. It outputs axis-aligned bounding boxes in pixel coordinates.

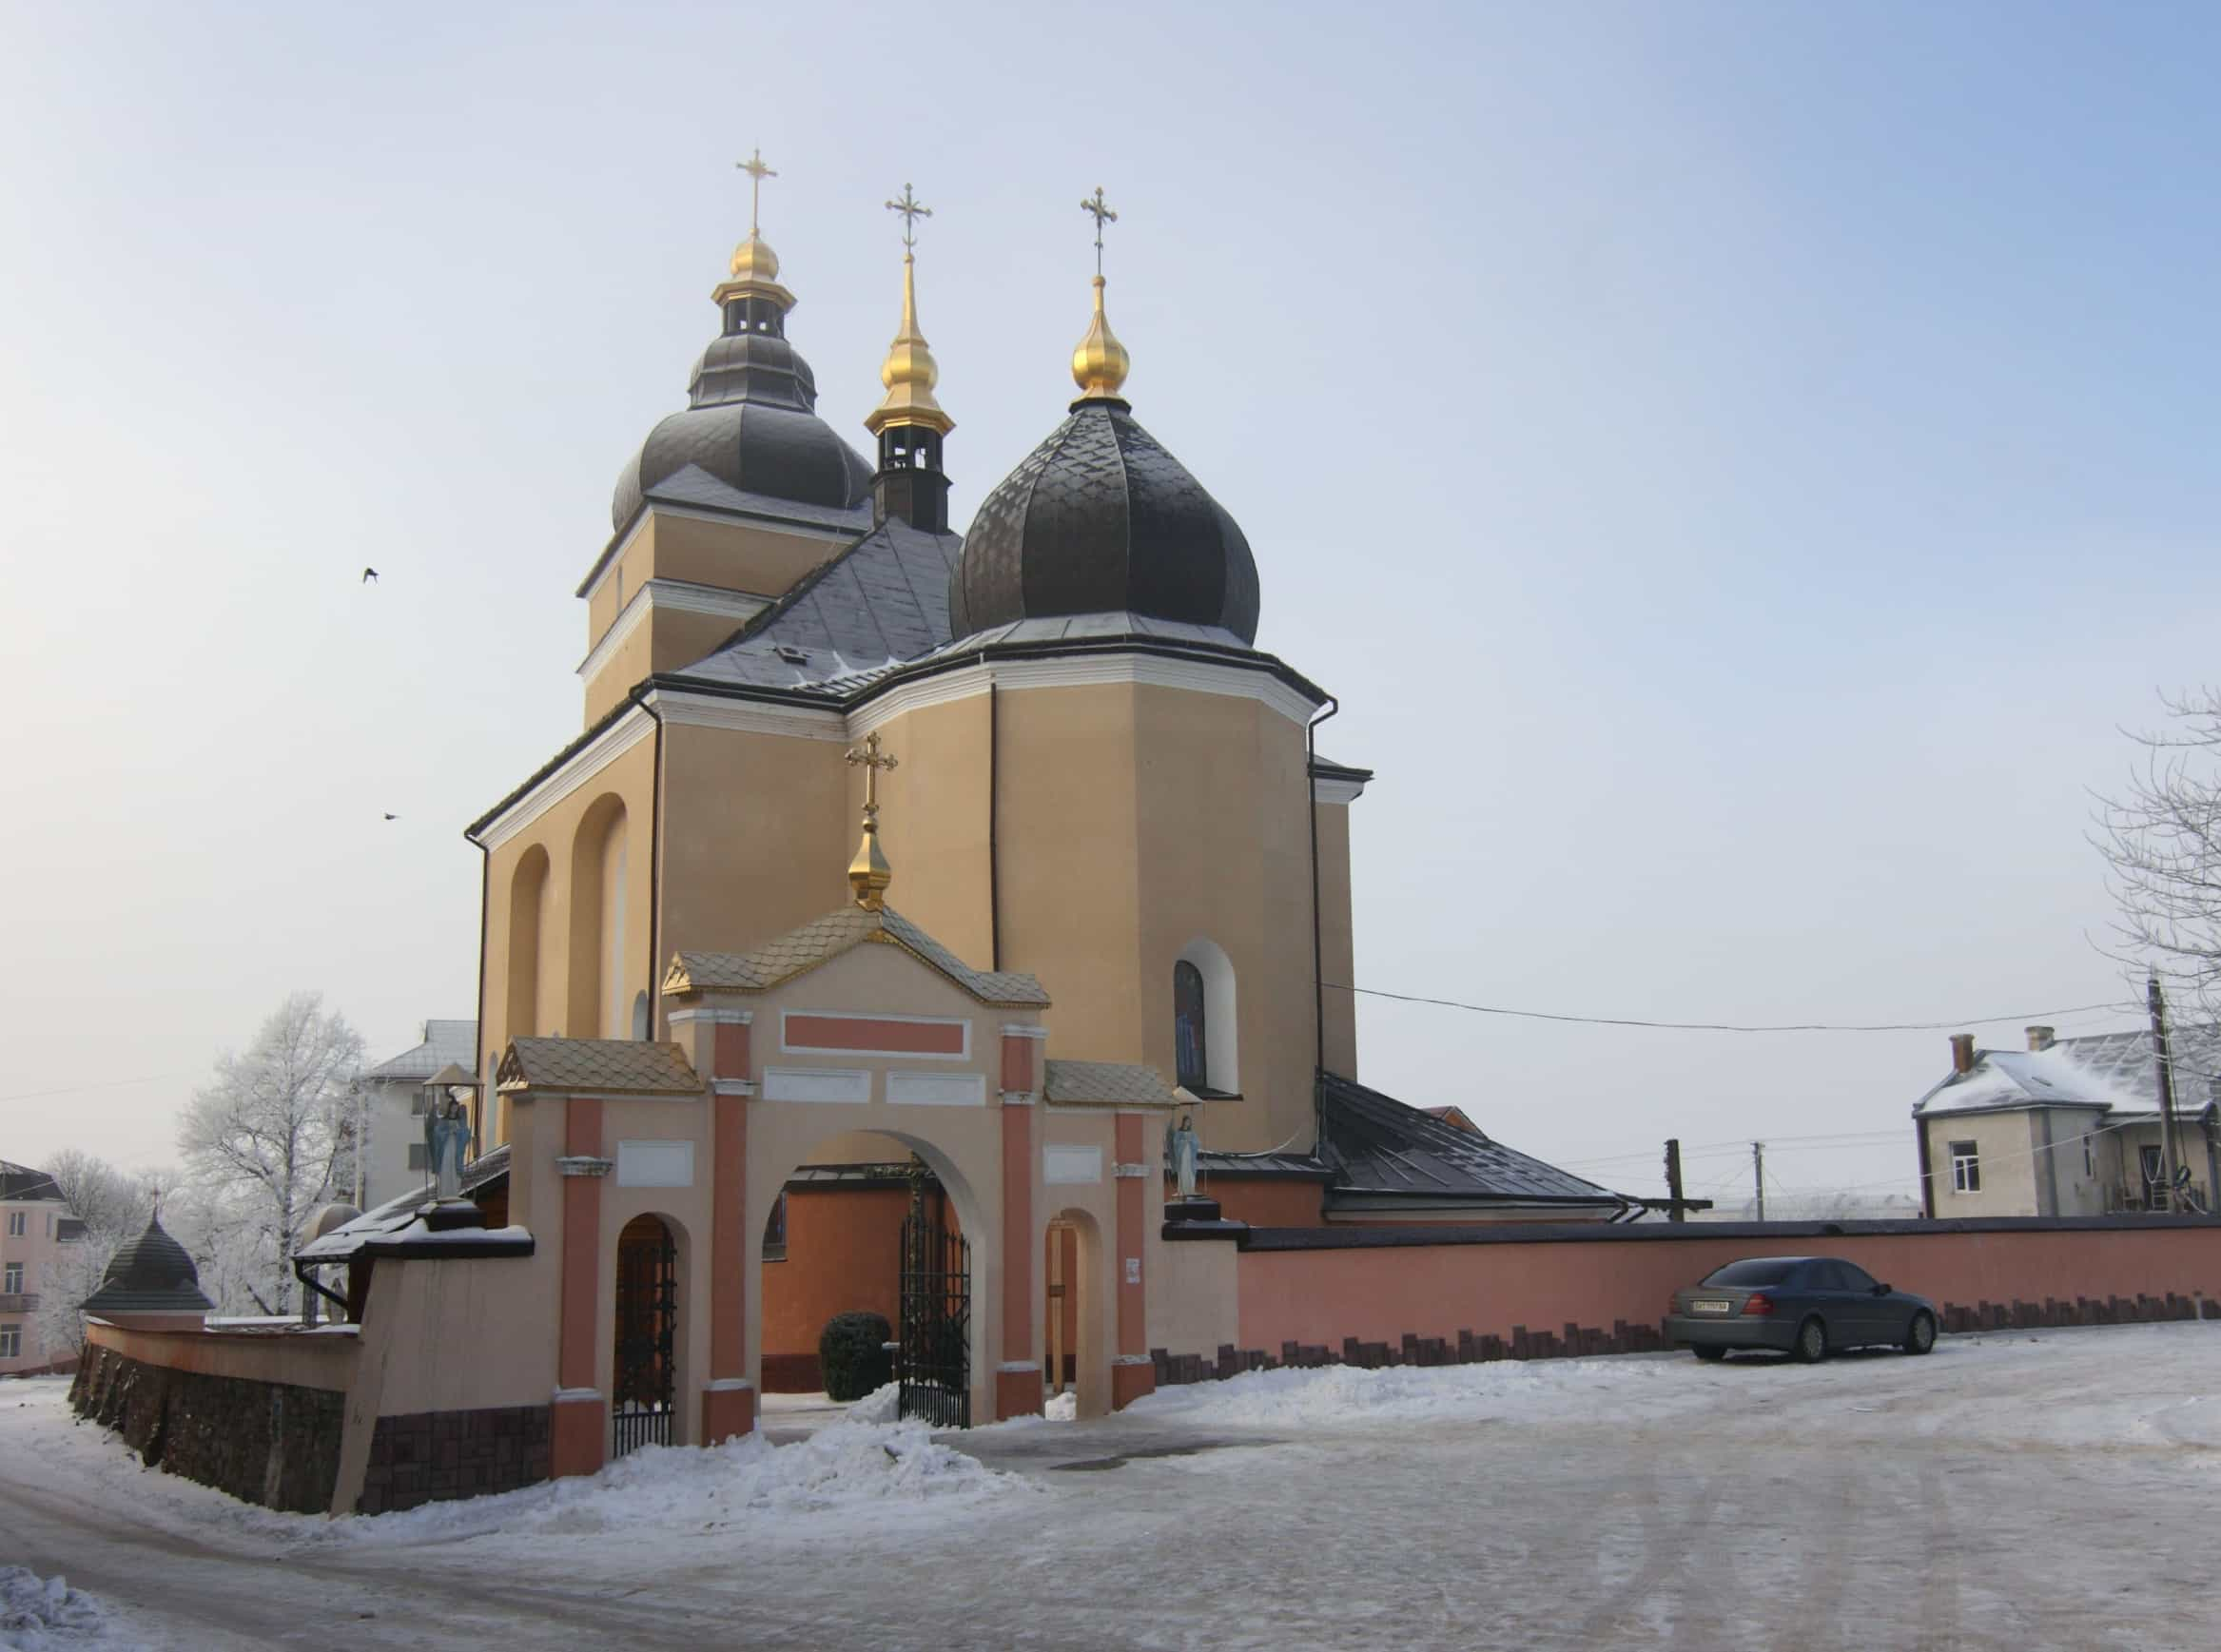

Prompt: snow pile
[1127,1352,1706,1429]
[0,1568,112,1651]
[842,1381,901,1425]
[337,1397,1024,1548]
[1043,1389,1077,1422]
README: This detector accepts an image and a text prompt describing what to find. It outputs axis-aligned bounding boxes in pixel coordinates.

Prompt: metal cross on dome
[736,146,777,234]
[845,730,900,820]
[1080,185,1117,277]
[886,184,931,251]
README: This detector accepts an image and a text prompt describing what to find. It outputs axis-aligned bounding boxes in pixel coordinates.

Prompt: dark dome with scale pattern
[949,398,1259,644]
[81,1213,213,1316]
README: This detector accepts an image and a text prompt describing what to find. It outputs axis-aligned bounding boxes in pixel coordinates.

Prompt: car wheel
[1694,1346,1727,1363]
[1903,1311,1936,1356]
[1791,1316,1826,1364]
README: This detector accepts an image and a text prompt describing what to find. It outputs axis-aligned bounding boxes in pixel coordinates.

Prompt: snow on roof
[1914,1024,2221,1118]
[365,1019,478,1082]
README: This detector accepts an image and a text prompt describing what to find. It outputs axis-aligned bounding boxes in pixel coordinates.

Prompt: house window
[411,1086,435,1117]
[1173,960,1209,1091]
[1950,1141,1980,1194]
[4,1212,22,1238]
[762,1193,788,1263]
[2,1263,20,1293]
[2083,1134,2094,1178]
[0,1327,19,1360]
[407,1144,428,1172]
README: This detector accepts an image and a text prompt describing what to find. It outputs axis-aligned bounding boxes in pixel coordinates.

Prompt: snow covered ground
[4,1323,2218,1649]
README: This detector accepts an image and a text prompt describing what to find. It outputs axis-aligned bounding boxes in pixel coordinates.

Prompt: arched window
[1173,961,1209,1090]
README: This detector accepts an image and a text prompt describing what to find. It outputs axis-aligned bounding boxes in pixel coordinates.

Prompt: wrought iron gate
[898,1182,972,1428]
[613,1216,676,1457]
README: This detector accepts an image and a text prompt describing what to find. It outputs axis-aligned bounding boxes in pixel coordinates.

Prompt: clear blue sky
[2,1,2215,1202]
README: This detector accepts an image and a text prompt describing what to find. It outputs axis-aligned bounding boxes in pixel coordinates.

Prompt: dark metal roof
[1315,1071,1627,1208]
[677,516,963,690]
[82,1215,213,1315]
[951,399,1259,644]
[365,1020,477,1083]
[0,1160,62,1202]
[610,292,873,533]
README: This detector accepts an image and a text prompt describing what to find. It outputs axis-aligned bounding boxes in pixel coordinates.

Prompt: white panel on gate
[762,1067,872,1103]
[615,1140,694,1188]
[886,1071,986,1107]
[1043,1145,1103,1185]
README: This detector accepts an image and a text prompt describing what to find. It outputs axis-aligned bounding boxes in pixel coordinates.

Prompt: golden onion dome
[865,254,953,436]
[1070,275,1130,400]
[730,230,780,282]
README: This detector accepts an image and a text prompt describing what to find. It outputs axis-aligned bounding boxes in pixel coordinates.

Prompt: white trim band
[996,1360,1042,1375]
[711,1079,757,1098]
[850,652,1321,738]
[577,577,771,683]
[555,1156,614,1177]
[667,1007,755,1026]
[478,705,653,852]
[1114,1162,1151,1179]
[705,1377,756,1393]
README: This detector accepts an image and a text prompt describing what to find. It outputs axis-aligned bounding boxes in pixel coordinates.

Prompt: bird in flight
[383,812,399,821]
[361,568,379,583]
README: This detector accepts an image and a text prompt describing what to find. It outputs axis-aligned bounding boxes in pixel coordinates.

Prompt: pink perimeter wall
[1235,1223,2221,1354]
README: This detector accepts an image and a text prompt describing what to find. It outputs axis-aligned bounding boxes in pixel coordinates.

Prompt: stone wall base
[69,1344,341,1514]
[357,1405,552,1515]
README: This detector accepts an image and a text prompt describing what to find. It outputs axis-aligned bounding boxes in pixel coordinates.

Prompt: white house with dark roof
[1913,1024,2221,1218]
[359,1020,477,1211]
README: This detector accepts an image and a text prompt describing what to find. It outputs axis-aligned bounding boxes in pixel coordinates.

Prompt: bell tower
[863,184,955,532]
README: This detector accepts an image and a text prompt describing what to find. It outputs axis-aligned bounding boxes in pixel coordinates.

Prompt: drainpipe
[636,687,666,1040]
[988,677,1001,971]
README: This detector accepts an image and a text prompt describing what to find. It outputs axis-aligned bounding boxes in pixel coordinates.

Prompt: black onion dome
[612,316,873,532]
[950,399,1259,644]
[81,1214,214,1315]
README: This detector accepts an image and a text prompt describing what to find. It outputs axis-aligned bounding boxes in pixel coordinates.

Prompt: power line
[1331,984,2134,1036]
[0,1073,192,1106]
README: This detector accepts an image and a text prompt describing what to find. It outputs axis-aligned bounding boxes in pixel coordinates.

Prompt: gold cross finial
[737,146,777,234]
[1080,185,1117,277]
[886,184,931,252]
[844,732,900,910]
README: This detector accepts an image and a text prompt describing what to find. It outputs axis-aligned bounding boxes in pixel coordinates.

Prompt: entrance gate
[613,1214,676,1457]
[897,1178,971,1428]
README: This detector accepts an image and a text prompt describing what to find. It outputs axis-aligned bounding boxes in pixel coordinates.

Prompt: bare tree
[2093,689,2221,1019]
[177,992,364,1314]
[29,1150,156,1362]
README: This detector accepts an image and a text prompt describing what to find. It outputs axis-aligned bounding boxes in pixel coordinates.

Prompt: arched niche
[507,844,551,1040]
[568,794,629,1040]
[1175,936,1239,1095]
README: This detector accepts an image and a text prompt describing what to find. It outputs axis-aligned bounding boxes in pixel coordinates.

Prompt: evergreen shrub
[819,1311,893,1401]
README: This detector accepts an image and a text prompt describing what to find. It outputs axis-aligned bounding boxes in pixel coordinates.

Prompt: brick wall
[69,1344,343,1514]
[356,1405,552,1515]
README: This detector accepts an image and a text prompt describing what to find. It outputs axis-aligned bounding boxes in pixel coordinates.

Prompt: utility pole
[2149,974,2183,1212]
[1753,1140,1766,1223]
[1665,1138,1686,1223]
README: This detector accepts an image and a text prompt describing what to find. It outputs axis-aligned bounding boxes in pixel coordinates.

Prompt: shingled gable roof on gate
[664,904,1049,1009]
[1043,1059,1180,1107]
[495,1038,703,1095]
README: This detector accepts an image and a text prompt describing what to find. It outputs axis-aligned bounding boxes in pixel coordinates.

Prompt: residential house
[1912,1024,2221,1218]
[1,1159,86,1374]
[358,1020,477,1211]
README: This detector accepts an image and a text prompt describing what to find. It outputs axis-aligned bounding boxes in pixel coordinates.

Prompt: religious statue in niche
[422,1094,472,1200]
[1167,1112,1199,1201]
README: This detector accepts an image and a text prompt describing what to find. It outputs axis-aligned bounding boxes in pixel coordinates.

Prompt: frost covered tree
[2094,689,2221,1020]
[29,1150,155,1362]
[177,992,364,1313]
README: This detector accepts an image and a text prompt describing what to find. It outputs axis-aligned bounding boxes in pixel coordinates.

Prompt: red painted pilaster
[706,1016,754,1444]
[553,1096,608,1478]
[1112,1111,1155,1409]
[995,1078,1042,1422]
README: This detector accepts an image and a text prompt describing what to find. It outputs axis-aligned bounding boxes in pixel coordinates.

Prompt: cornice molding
[850,651,1320,738]
[478,706,653,852]
[1312,775,1367,806]
[577,502,857,604]
[577,579,772,684]
[647,687,849,742]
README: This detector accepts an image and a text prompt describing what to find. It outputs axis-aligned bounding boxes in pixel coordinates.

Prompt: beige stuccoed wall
[653,720,852,975]
[1148,1234,1239,1362]
[480,731,658,1143]
[1925,1111,2044,1217]
[586,513,853,652]
[1313,801,1358,1077]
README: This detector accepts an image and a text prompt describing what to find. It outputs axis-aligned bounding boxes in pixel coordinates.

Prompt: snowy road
[4,1323,2218,1651]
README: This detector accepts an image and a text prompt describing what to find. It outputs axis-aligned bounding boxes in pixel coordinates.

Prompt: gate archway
[898,1166,971,1427]
[613,1213,677,1457]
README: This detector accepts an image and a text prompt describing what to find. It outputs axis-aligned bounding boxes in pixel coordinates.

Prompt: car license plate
[1690,1299,1731,1314]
